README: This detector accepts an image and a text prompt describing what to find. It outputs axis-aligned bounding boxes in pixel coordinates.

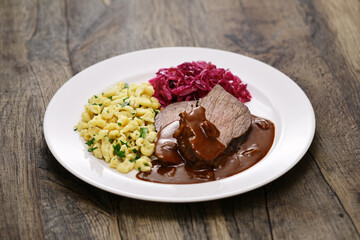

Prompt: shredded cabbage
[149,61,251,107]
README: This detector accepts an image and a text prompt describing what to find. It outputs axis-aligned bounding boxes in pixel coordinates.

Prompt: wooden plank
[267,154,359,239]
[293,0,360,231]
[115,190,272,240]
[294,0,360,125]
[116,200,184,240]
[218,190,273,239]
[0,1,45,239]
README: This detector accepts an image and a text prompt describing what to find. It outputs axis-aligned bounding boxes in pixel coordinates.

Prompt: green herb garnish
[113,144,126,158]
[94,95,98,98]
[144,163,150,167]
[120,140,129,147]
[124,83,129,89]
[118,122,122,126]
[132,148,138,153]
[140,127,148,138]
[109,96,113,101]
[153,109,159,116]
[130,152,140,163]
[137,167,141,171]
[74,128,78,131]
[88,147,98,152]
[86,138,95,146]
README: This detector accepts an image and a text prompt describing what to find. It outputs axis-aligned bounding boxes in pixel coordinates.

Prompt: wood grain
[0,0,359,239]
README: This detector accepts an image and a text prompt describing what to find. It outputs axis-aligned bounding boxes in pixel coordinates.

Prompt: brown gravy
[173,106,226,168]
[136,116,275,184]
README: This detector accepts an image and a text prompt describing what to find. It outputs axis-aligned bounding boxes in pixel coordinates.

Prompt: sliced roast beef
[198,84,252,147]
[155,100,197,132]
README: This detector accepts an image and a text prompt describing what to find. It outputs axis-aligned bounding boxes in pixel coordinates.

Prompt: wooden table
[1,0,359,239]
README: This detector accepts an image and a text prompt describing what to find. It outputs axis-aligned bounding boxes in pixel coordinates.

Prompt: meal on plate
[75,61,275,184]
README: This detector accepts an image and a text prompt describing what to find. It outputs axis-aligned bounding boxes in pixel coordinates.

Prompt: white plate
[44,47,315,202]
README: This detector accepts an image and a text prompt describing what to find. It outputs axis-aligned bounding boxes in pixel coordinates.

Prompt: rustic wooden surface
[1,0,359,239]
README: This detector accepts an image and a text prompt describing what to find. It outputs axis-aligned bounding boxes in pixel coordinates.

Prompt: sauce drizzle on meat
[173,106,226,169]
[136,115,275,184]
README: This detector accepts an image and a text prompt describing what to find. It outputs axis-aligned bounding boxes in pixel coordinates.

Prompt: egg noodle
[74,82,161,173]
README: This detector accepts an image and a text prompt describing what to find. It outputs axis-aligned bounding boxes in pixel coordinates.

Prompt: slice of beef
[155,100,197,132]
[198,84,252,147]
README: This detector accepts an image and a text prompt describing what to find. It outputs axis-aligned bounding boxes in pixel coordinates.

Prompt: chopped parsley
[140,127,148,138]
[132,148,138,153]
[94,95,98,98]
[117,122,122,126]
[139,104,142,108]
[74,128,78,131]
[86,138,95,146]
[137,167,141,171]
[128,136,132,140]
[130,153,140,163]
[124,83,129,89]
[123,97,129,101]
[144,163,150,167]
[120,140,129,147]
[88,147,98,152]
[113,144,125,158]
[92,103,103,107]
[108,96,113,101]
[153,109,159,116]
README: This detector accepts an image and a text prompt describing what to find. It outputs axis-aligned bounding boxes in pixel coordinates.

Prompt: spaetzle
[74,82,160,173]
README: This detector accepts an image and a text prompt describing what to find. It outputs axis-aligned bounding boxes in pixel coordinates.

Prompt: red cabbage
[149,61,251,107]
